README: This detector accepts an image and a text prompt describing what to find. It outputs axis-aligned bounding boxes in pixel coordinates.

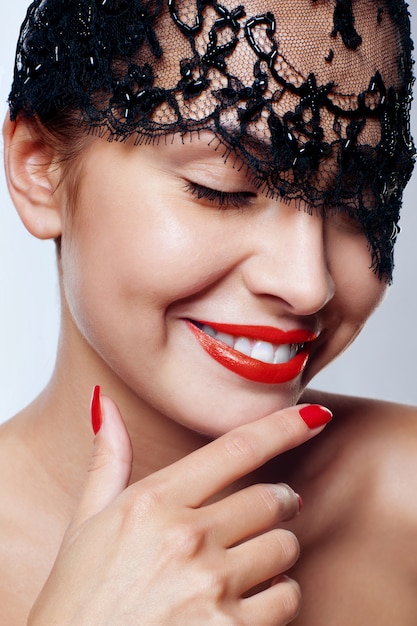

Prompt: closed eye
[184,181,256,209]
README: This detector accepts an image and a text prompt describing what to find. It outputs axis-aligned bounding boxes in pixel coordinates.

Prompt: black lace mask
[8,0,416,281]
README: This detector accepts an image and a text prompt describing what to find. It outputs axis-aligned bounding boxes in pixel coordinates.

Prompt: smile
[187,320,317,384]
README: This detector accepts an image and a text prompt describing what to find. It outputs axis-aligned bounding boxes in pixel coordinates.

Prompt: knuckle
[120,483,164,525]
[255,483,283,515]
[200,568,229,601]
[281,578,302,622]
[223,430,259,463]
[276,412,300,441]
[88,444,115,474]
[255,483,297,518]
[272,529,300,567]
[162,519,207,559]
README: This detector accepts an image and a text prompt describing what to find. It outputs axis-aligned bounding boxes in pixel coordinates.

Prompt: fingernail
[296,493,303,513]
[299,404,333,429]
[90,385,102,435]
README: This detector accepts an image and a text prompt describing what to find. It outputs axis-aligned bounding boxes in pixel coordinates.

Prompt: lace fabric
[8,0,416,281]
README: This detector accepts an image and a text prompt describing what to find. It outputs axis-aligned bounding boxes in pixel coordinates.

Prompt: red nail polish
[90,385,102,435]
[299,404,333,429]
[296,493,303,513]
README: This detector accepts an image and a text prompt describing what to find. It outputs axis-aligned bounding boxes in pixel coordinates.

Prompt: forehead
[158,0,404,92]
[152,0,404,149]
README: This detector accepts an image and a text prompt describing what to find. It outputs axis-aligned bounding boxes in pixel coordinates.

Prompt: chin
[166,381,305,438]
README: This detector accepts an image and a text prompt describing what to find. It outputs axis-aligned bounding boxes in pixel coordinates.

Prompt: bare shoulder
[303,387,417,450]
[303,388,417,558]
[290,391,417,625]
[305,387,417,475]
[304,386,417,421]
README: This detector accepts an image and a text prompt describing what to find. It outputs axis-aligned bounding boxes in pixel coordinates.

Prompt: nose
[242,203,335,316]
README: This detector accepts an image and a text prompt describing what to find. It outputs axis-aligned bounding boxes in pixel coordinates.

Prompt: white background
[1,2,417,422]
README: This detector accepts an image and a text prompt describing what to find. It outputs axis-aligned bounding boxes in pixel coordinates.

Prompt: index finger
[147,404,332,507]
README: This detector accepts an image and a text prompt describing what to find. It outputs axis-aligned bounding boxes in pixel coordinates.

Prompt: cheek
[329,233,388,327]
[59,179,227,349]
[304,237,387,385]
[61,207,168,339]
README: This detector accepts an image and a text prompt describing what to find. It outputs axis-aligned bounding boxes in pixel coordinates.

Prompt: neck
[16,309,211,514]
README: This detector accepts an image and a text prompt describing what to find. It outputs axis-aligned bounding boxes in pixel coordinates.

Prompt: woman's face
[59,132,386,436]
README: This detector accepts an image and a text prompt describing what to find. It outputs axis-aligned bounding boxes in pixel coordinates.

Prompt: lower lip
[187,321,311,384]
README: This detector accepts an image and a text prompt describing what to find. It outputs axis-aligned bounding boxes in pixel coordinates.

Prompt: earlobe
[3,115,63,240]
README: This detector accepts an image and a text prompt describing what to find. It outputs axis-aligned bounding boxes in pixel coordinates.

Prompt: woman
[1,0,417,623]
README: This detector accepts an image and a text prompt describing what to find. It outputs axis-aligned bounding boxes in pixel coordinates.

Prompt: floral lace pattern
[9,0,415,280]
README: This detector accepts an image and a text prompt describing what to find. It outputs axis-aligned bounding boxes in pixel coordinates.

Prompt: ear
[3,115,63,240]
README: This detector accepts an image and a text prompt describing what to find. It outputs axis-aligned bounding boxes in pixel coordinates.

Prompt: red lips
[187,320,317,384]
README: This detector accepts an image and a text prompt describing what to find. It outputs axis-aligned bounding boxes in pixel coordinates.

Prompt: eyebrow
[214,124,273,157]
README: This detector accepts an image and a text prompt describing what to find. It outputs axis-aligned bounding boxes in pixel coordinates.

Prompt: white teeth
[200,323,305,365]
[216,332,234,347]
[273,344,291,364]
[203,324,216,338]
[251,340,275,364]
[234,337,252,356]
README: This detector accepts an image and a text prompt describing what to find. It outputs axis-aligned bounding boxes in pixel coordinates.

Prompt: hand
[28,394,331,625]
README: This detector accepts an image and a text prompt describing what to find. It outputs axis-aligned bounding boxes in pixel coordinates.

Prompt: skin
[57,131,385,434]
[0,117,417,624]
[282,391,417,625]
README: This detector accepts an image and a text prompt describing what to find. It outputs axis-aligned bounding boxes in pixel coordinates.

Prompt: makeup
[299,404,333,429]
[187,320,317,384]
[90,385,103,435]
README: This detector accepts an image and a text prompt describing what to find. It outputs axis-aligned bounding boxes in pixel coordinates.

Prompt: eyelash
[185,181,255,209]
[185,182,364,235]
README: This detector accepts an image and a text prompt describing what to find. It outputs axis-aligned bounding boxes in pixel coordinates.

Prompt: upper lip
[191,320,319,344]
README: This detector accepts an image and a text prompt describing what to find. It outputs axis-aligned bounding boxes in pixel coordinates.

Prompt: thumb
[72,386,133,527]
